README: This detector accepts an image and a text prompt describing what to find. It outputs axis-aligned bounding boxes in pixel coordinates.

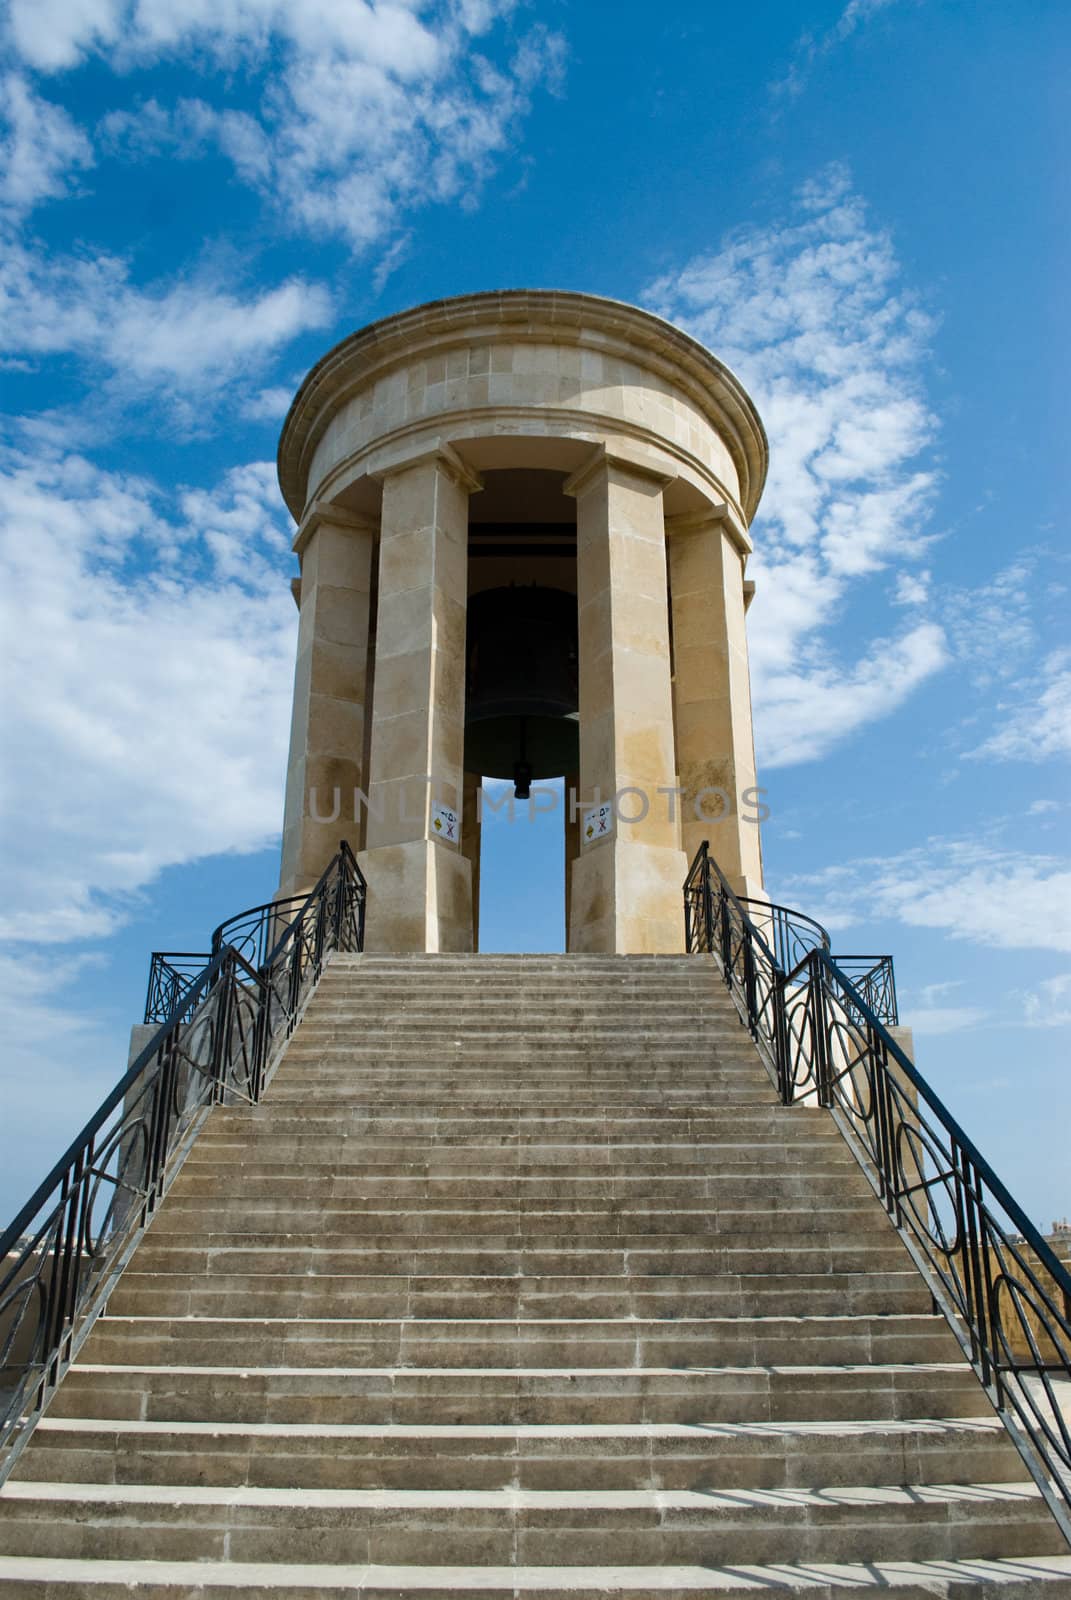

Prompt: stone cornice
[277,290,768,526]
[306,405,753,541]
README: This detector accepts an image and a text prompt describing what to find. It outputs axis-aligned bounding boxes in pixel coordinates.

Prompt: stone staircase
[1,952,1068,1596]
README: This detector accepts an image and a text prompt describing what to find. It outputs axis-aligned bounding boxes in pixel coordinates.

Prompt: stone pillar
[278,507,374,899]
[361,447,478,952]
[461,770,482,950]
[667,511,764,899]
[564,451,688,953]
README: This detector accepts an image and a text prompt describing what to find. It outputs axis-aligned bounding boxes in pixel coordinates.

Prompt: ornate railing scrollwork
[684,841,1071,1542]
[0,842,365,1481]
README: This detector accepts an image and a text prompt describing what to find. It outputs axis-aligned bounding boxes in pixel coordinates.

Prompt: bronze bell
[464,585,579,791]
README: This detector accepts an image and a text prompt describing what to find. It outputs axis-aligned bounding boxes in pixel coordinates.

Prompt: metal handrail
[0,842,366,1481]
[683,841,1071,1543]
[737,895,830,972]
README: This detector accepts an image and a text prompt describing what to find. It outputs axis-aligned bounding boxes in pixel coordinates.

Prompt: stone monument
[275,290,768,953]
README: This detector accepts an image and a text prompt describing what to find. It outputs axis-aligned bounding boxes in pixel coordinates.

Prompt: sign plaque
[431,802,459,844]
[582,803,614,845]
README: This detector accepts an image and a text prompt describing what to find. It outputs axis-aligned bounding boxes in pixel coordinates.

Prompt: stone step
[125,1240,921,1278]
[303,994,738,1014]
[143,1203,896,1240]
[47,1361,997,1427]
[325,955,712,967]
[178,1149,860,1176]
[79,1313,962,1369]
[7,949,1062,1589]
[294,994,743,1012]
[18,1415,1020,1493]
[165,1166,872,1197]
[196,1116,838,1144]
[2,1553,1070,1598]
[299,1018,743,1033]
[290,1017,748,1035]
[185,1144,853,1174]
[217,1101,814,1121]
[269,1060,770,1077]
[274,1039,761,1059]
[267,1074,769,1091]
[106,1268,931,1320]
[0,1480,1061,1567]
[264,1087,781,1106]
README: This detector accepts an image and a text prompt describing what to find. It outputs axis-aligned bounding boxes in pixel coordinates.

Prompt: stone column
[565,451,688,953]
[461,770,482,950]
[278,507,375,900]
[667,510,764,899]
[361,447,478,952]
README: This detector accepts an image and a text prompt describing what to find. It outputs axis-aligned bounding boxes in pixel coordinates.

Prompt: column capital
[562,443,676,501]
[664,505,729,533]
[293,499,377,557]
[372,441,484,497]
[665,501,752,558]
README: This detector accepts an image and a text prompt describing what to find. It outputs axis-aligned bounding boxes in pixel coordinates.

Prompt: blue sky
[0,0,1067,1227]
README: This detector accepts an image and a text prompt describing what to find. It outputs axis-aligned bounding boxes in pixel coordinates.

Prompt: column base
[359,840,473,953]
[568,840,689,954]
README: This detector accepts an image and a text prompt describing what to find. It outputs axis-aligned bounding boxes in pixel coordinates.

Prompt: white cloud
[240,384,295,422]
[771,0,905,100]
[907,1006,989,1036]
[20,0,564,253]
[1027,799,1062,816]
[899,979,988,1036]
[0,948,127,1222]
[967,649,1071,763]
[893,569,930,606]
[943,556,1038,684]
[0,445,297,943]
[0,73,93,211]
[1019,973,1071,1029]
[0,239,333,403]
[647,167,946,767]
[754,620,947,768]
[781,839,1071,954]
[6,0,435,73]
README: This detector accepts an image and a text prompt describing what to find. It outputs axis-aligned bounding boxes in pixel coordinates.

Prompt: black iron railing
[143,878,370,1026]
[0,842,365,1480]
[684,840,1071,1541]
[835,954,898,1026]
[144,952,210,1026]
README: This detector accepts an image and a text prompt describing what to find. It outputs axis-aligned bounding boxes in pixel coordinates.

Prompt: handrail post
[773,969,791,1105]
[210,955,233,1105]
[288,913,304,1015]
[811,953,832,1108]
[701,843,715,955]
[871,1026,898,1218]
[743,929,758,1035]
[249,975,267,1105]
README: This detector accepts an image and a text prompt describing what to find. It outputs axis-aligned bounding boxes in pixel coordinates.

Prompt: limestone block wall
[304,339,745,528]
